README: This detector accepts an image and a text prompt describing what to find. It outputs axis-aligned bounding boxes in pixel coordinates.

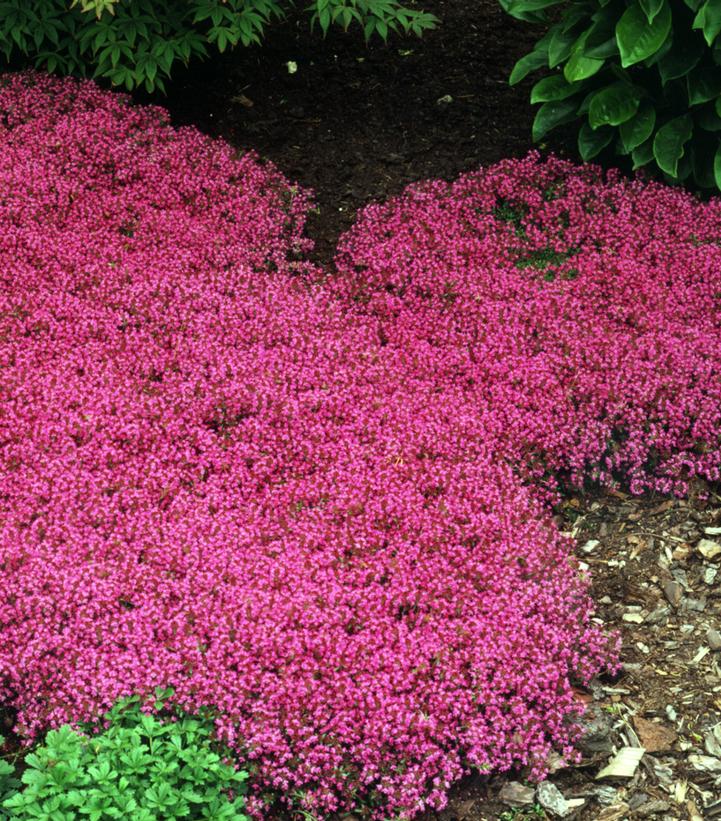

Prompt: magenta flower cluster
[335,156,721,496]
[5,71,717,819]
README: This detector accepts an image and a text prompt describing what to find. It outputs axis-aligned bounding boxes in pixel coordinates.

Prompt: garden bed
[1,0,721,817]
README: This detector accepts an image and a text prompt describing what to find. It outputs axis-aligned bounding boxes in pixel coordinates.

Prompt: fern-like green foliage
[0,735,21,820]
[0,0,437,93]
[2,693,249,820]
[502,0,721,191]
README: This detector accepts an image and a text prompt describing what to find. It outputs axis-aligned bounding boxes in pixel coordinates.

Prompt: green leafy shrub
[2,695,249,820]
[502,0,721,190]
[0,0,437,93]
[0,735,21,819]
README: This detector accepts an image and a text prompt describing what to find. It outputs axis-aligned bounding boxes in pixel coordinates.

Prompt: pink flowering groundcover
[0,72,720,817]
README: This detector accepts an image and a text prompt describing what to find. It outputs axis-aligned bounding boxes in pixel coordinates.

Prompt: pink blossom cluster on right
[334,153,721,497]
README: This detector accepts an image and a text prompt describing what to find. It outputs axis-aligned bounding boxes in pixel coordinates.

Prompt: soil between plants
[151,2,721,819]
[153,0,552,267]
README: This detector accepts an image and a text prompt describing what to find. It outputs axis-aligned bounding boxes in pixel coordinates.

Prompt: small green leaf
[616,0,672,67]
[3,793,28,811]
[653,114,694,176]
[318,6,330,33]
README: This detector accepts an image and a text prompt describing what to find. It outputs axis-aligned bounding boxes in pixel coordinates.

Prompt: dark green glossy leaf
[564,41,605,80]
[653,114,694,176]
[500,0,565,22]
[687,64,721,105]
[584,10,619,58]
[690,144,716,187]
[616,0,672,67]
[548,24,581,67]
[642,31,674,66]
[676,152,693,181]
[577,87,597,115]
[530,73,580,102]
[658,32,704,84]
[510,44,549,84]
[619,102,656,151]
[632,137,655,168]
[532,98,579,141]
[588,81,640,128]
[639,0,665,23]
[693,0,721,46]
[578,121,614,159]
[697,103,721,130]
[584,36,619,59]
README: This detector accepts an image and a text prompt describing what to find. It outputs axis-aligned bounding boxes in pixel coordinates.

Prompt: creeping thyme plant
[2,71,721,817]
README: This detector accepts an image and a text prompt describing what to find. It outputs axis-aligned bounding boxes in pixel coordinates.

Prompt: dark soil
[154,0,556,266]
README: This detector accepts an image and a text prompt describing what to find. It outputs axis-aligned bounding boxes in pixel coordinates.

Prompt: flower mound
[0,74,625,819]
[335,155,721,496]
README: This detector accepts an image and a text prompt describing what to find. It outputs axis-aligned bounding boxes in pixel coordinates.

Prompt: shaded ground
[155,0,551,265]
[151,2,721,820]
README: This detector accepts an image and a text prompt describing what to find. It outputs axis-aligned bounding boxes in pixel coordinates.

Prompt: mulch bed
[154,0,555,266]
